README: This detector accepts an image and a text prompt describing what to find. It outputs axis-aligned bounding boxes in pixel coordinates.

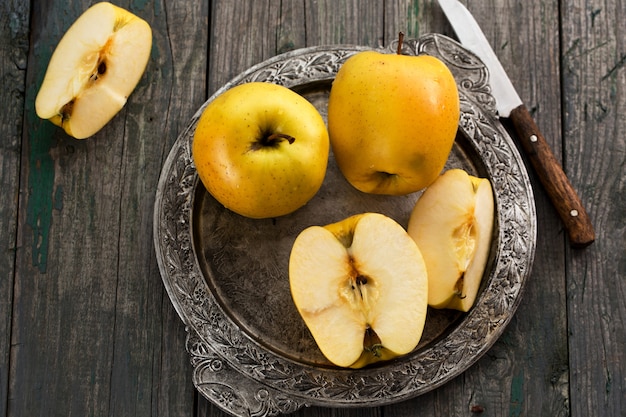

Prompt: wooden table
[2,0,624,416]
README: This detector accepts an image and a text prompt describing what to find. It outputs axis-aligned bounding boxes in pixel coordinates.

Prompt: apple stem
[250,132,296,151]
[266,132,296,145]
[396,32,405,55]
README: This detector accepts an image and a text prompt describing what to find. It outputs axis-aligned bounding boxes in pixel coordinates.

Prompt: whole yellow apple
[289,212,428,368]
[327,48,459,195]
[35,2,152,139]
[193,82,329,219]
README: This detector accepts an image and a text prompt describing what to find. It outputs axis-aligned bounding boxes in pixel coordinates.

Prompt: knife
[437,0,595,248]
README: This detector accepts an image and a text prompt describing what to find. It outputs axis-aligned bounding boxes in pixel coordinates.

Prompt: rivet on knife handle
[509,104,595,247]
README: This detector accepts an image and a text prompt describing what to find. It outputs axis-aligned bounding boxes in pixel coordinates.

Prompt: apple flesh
[327,48,459,195]
[193,82,329,219]
[407,169,495,312]
[35,2,152,139]
[289,213,428,368]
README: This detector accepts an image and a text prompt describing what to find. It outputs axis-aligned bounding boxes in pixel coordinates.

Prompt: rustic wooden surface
[1,0,624,416]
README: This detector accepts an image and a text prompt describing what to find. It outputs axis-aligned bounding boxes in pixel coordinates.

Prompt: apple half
[35,2,152,139]
[289,212,428,368]
[407,169,495,312]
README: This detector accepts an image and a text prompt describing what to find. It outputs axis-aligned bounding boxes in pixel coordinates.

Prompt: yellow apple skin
[407,169,495,312]
[289,213,428,368]
[35,2,152,139]
[327,51,460,195]
[193,82,329,219]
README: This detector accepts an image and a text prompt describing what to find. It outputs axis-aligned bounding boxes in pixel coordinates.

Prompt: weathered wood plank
[106,1,209,416]
[561,0,626,416]
[384,0,442,42]
[385,1,571,416]
[153,0,211,406]
[303,0,384,47]
[0,0,30,415]
[465,0,572,415]
[14,4,123,415]
[208,1,282,95]
[196,0,384,414]
[198,2,295,415]
[12,0,206,415]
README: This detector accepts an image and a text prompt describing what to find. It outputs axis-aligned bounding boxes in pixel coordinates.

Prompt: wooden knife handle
[509,104,595,248]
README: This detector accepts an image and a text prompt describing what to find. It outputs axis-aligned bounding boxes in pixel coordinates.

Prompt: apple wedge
[407,169,495,312]
[35,2,152,139]
[289,212,428,368]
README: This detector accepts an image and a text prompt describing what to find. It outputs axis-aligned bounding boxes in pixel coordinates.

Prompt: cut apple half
[35,2,152,139]
[289,212,429,368]
[407,169,495,312]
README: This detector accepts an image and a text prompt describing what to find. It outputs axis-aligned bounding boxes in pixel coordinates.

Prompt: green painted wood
[12,0,205,416]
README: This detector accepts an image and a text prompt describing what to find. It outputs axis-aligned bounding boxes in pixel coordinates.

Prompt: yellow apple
[289,212,428,368]
[327,48,459,195]
[407,169,494,312]
[193,82,329,219]
[35,2,152,139]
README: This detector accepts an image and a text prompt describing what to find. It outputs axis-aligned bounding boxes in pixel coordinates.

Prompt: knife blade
[437,0,595,248]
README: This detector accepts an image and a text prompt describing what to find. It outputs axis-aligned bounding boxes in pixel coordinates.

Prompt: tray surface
[154,34,536,416]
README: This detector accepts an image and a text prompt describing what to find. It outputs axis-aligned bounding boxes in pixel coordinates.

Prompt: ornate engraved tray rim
[154,34,537,416]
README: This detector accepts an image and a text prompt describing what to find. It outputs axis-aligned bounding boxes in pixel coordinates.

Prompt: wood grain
[12,0,205,416]
[0,1,29,415]
[561,0,626,416]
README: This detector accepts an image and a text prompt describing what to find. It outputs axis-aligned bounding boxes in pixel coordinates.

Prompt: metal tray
[154,34,536,417]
